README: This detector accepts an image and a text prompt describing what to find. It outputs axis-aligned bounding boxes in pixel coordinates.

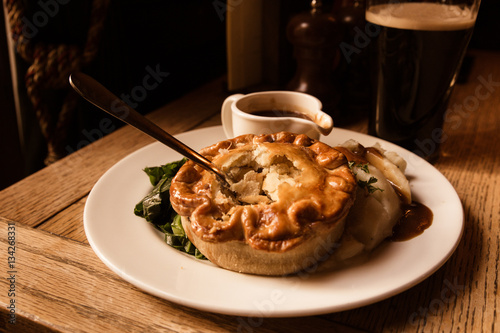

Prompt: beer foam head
[366,3,476,31]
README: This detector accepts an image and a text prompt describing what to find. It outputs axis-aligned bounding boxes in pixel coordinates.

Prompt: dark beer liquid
[366,3,475,159]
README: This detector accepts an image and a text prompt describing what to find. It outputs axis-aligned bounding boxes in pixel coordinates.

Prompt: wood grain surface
[0,50,498,332]
[0,78,227,228]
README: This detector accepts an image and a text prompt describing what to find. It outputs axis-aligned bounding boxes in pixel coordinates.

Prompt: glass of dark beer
[366,0,481,161]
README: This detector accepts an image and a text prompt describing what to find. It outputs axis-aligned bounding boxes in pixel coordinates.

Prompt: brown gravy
[334,146,368,164]
[251,109,312,121]
[391,201,433,241]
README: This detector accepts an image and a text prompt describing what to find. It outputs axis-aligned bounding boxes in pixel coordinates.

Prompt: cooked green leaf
[143,158,187,186]
[134,158,206,260]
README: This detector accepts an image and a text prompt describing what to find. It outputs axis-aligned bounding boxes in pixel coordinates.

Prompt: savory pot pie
[169,132,357,275]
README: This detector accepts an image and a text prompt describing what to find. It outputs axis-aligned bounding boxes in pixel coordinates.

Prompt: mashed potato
[323,140,411,268]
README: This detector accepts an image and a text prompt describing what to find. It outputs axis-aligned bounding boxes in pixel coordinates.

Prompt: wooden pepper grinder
[286,0,341,118]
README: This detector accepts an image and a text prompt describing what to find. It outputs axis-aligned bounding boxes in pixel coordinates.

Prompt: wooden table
[1,50,498,332]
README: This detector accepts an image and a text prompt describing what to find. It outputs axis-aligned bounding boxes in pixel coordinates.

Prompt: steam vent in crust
[169,132,357,276]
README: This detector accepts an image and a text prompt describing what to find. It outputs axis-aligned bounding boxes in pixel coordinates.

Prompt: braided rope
[5,0,110,164]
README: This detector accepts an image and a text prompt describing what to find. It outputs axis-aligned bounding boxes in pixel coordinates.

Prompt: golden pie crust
[170,132,357,275]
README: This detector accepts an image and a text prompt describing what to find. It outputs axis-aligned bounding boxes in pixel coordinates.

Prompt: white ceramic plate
[84,126,463,317]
